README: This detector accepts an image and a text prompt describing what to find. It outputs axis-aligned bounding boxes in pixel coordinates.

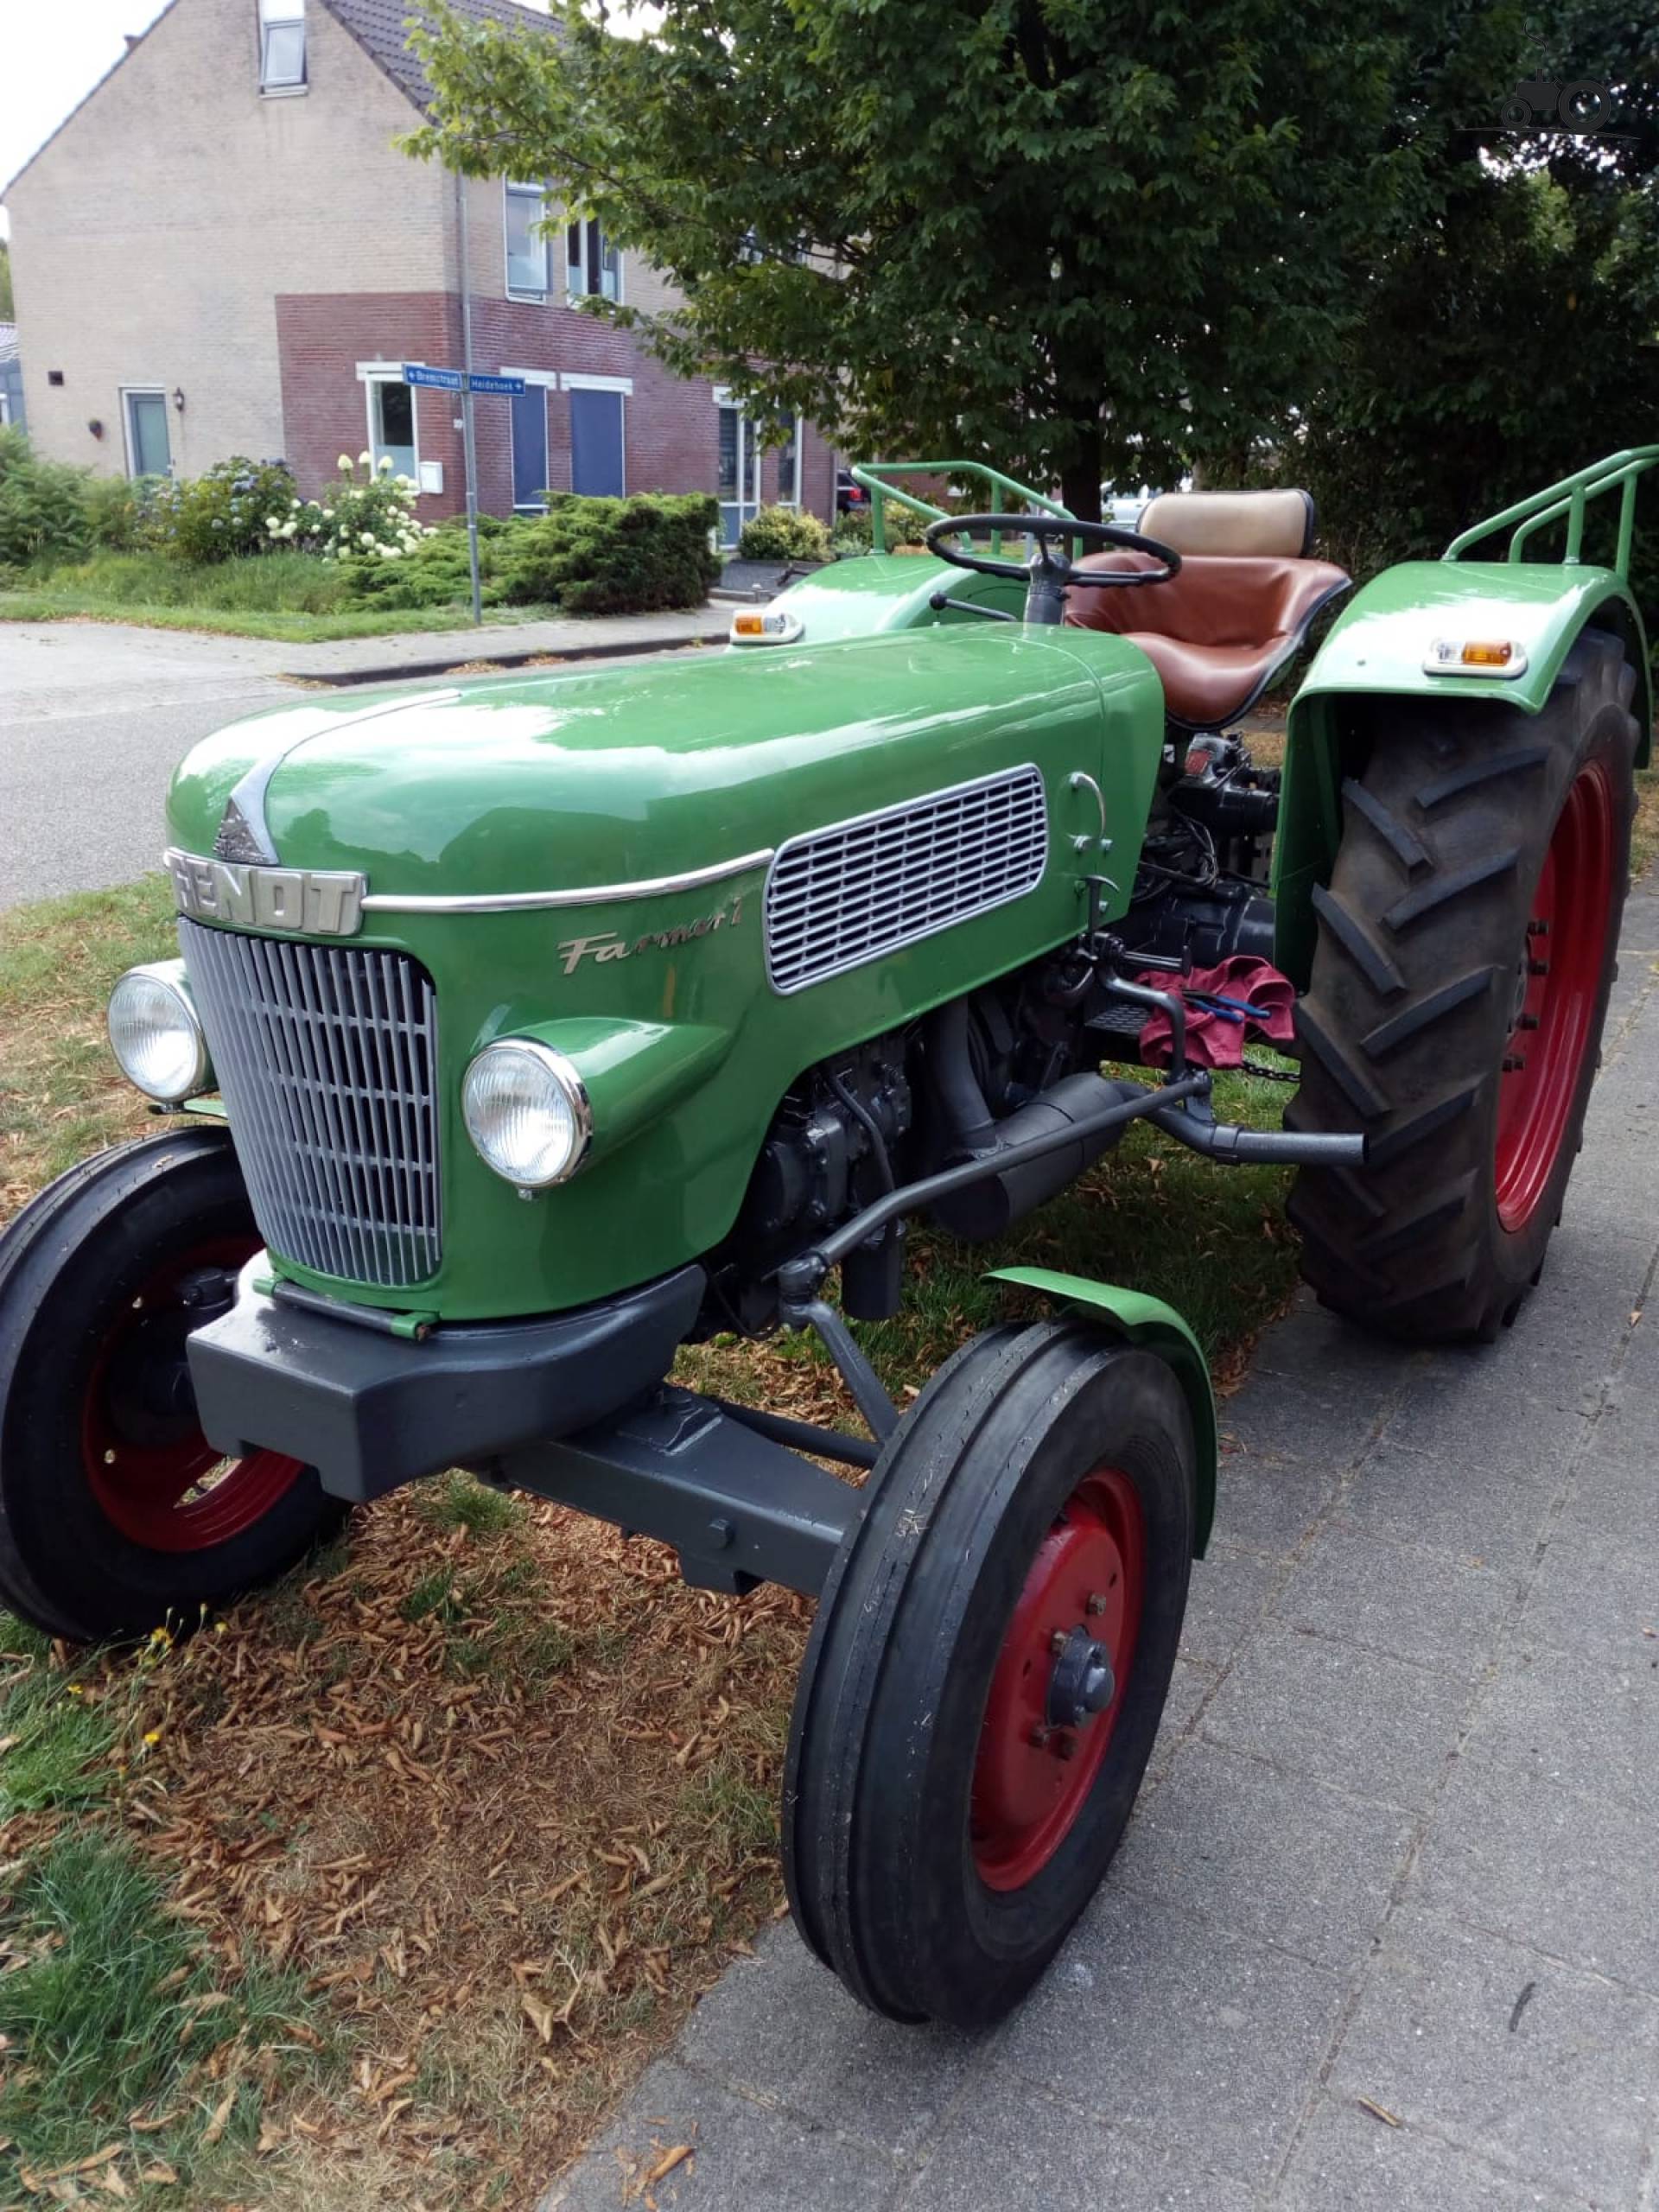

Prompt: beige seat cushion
[1138,489,1315,560]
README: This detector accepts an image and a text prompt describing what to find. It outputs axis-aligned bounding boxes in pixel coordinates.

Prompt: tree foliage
[409,0,1529,518]
[0,241,13,324]
[1222,2,1659,576]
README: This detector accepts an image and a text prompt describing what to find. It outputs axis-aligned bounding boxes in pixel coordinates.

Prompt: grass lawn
[0,874,1309,2206]
[0,550,562,645]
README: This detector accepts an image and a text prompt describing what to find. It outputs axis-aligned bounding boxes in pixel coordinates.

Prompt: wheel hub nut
[1045,1624,1116,1731]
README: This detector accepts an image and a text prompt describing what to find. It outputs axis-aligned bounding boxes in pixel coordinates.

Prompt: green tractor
[0,446,1649,2029]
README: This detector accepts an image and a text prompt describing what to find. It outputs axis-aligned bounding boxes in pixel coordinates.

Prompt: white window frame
[776,410,803,508]
[356,365,421,481]
[260,16,307,94]
[565,217,623,306]
[119,385,171,479]
[714,388,763,545]
[504,180,550,302]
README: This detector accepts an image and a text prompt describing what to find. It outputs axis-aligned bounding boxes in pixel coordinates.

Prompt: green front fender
[988,1267,1217,1556]
[1273,559,1653,987]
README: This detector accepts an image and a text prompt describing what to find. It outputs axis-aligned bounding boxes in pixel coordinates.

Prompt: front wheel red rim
[81,1235,306,1554]
[971,1466,1145,1892]
[1495,760,1617,1233]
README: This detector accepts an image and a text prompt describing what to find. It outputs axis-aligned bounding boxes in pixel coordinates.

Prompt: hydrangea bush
[152,457,300,563]
[263,454,436,566]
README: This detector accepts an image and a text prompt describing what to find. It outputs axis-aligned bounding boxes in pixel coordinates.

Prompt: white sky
[1,0,175,226]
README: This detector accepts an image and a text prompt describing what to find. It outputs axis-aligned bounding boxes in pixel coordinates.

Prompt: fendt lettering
[165,849,367,938]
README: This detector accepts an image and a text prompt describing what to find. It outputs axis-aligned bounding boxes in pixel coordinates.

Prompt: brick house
[1,0,835,539]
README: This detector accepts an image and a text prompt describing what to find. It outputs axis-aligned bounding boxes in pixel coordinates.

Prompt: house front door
[124,390,172,478]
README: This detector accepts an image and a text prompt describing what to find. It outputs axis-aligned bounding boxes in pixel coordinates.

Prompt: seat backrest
[1138,488,1315,560]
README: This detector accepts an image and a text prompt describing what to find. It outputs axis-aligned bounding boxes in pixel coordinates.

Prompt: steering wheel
[925,512,1185,593]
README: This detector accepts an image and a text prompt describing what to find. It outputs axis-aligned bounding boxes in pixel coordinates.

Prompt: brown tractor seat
[1065,491,1350,730]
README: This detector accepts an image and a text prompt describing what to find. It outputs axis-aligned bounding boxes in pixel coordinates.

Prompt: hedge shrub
[737,504,832,563]
[0,429,92,572]
[346,518,512,609]
[510,492,720,613]
[346,492,720,614]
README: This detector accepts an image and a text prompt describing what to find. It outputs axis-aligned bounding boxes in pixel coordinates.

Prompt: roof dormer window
[260,10,306,92]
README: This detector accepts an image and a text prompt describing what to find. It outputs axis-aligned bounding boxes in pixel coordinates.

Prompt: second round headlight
[107,963,213,1103]
[461,1039,593,1188]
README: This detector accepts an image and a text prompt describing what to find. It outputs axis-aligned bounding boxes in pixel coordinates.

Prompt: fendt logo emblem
[556,891,746,976]
[165,849,367,938]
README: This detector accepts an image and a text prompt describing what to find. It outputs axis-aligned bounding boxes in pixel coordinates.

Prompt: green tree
[1213,4,1659,575]
[0,241,13,323]
[409,0,1528,518]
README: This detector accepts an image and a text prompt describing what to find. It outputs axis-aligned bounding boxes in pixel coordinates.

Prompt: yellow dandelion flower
[143,1728,162,1746]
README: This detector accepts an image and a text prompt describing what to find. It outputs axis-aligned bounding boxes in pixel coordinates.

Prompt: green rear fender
[1273,560,1653,987]
[988,1267,1217,1555]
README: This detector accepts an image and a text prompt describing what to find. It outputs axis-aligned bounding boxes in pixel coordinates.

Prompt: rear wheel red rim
[1495,760,1616,1233]
[971,1466,1145,1892]
[81,1235,306,1554]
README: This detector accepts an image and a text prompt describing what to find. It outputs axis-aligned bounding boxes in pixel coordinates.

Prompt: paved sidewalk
[550,884,1659,2212]
[281,604,727,683]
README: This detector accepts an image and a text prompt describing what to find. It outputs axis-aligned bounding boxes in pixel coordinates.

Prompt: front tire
[783,1323,1195,2027]
[0,1128,343,1642]
[1287,628,1638,1342]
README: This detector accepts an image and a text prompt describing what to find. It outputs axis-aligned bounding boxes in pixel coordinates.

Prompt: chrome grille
[764,765,1049,993]
[181,919,441,1288]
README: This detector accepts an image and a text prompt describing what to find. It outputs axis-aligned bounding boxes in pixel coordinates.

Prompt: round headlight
[107,964,212,1103]
[462,1039,592,1189]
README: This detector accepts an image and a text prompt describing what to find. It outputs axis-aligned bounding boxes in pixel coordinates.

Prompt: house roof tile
[320,0,553,113]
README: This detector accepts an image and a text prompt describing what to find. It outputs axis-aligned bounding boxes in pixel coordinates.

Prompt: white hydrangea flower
[337,454,353,473]
[358,450,372,468]
[359,531,375,547]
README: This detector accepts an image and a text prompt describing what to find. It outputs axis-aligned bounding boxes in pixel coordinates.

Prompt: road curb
[281,623,731,688]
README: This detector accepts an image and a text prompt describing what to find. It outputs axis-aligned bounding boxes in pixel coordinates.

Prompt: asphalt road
[0,624,308,909]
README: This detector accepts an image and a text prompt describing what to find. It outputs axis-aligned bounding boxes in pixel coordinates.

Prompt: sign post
[401,361,526,626]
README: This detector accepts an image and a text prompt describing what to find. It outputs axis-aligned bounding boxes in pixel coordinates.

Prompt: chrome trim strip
[360,848,775,915]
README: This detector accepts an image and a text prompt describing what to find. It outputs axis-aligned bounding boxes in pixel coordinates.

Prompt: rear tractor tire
[0,1128,345,1643]
[783,1321,1195,2027]
[1287,626,1638,1342]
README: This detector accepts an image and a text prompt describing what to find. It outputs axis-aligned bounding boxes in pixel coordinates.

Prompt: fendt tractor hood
[167,628,1140,900]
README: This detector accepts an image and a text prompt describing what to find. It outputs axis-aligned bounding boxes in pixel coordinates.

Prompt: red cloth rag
[1135,955,1296,1071]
